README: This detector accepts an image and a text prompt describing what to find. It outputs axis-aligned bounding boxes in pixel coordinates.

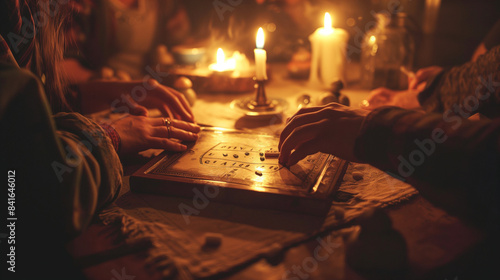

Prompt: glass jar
[361,13,415,90]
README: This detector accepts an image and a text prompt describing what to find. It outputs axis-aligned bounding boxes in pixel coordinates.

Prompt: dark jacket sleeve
[418,45,500,118]
[0,62,122,237]
[354,106,500,228]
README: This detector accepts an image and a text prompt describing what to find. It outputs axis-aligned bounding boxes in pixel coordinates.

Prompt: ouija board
[131,128,348,216]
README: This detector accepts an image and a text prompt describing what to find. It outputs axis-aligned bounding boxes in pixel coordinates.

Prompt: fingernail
[180,144,187,150]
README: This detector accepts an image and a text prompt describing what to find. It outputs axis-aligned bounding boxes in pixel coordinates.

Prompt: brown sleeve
[354,106,500,228]
[418,45,500,118]
[0,63,122,237]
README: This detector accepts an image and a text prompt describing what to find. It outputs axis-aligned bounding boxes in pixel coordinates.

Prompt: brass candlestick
[230,77,288,117]
[246,78,276,111]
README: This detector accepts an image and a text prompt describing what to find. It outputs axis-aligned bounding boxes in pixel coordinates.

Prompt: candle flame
[216,48,225,65]
[324,12,333,31]
[369,35,376,43]
[256,27,265,49]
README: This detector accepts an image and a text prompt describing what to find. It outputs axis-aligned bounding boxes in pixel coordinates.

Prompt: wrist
[99,123,121,153]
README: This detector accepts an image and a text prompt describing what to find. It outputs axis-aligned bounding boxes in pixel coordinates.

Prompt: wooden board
[130,127,348,216]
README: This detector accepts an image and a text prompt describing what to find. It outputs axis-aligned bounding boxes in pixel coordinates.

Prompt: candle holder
[230,77,288,118]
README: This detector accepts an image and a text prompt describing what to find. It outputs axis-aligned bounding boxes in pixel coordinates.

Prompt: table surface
[67,63,486,280]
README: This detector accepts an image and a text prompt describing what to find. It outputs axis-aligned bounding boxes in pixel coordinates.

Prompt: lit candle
[254,27,267,80]
[309,12,349,87]
[209,48,232,72]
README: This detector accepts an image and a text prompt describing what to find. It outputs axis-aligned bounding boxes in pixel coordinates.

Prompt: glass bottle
[361,13,415,90]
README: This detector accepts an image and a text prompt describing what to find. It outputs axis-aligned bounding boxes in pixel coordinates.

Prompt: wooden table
[67,63,488,280]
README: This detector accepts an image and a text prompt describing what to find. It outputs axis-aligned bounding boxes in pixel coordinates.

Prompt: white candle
[254,27,267,80]
[309,12,349,87]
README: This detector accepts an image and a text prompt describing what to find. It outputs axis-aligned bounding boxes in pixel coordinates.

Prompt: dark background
[182,0,500,68]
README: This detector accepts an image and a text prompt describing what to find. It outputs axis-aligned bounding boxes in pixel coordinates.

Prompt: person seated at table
[363,18,500,111]
[0,0,198,278]
[279,45,500,230]
[62,0,191,82]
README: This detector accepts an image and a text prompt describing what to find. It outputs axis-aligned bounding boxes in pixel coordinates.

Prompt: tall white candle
[309,13,349,87]
[254,27,268,80]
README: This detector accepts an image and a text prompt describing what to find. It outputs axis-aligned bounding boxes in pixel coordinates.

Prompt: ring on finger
[164,118,172,127]
[167,125,171,138]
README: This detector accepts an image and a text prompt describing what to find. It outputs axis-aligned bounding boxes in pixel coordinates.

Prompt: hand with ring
[110,115,200,157]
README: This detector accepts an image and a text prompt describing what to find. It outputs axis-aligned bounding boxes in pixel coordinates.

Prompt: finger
[129,102,149,116]
[286,140,322,167]
[152,126,198,141]
[150,117,200,134]
[279,112,322,151]
[279,120,323,164]
[288,105,331,122]
[279,105,337,150]
[148,79,194,122]
[170,119,201,133]
[147,137,188,152]
[169,88,194,121]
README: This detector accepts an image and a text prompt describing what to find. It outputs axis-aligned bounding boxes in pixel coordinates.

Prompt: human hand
[278,103,369,166]
[79,79,195,122]
[110,115,200,157]
[361,86,422,110]
[408,66,443,90]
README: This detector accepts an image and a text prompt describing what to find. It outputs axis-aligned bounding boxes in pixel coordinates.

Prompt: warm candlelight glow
[209,49,250,74]
[209,48,235,72]
[216,48,225,65]
[324,12,333,32]
[309,11,349,86]
[256,27,265,49]
[369,35,376,44]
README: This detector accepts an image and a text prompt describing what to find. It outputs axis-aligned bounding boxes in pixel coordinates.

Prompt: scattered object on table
[245,152,250,156]
[203,233,223,248]
[309,12,349,87]
[173,76,197,106]
[287,47,311,79]
[233,154,239,158]
[260,152,264,156]
[346,208,408,277]
[352,171,364,181]
[318,80,350,106]
[223,153,228,157]
[260,156,265,161]
[265,150,280,158]
[255,170,263,176]
[172,45,206,65]
[296,94,312,110]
